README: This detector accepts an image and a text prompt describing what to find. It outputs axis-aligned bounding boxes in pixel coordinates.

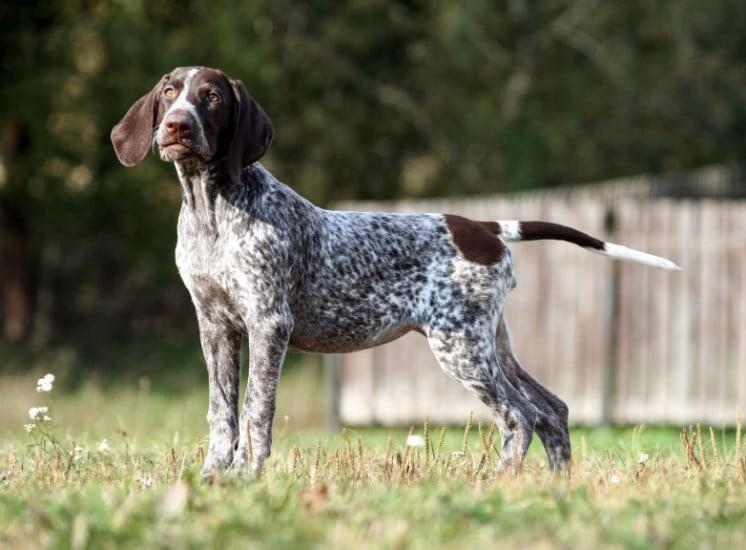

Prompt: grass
[1,367,745,549]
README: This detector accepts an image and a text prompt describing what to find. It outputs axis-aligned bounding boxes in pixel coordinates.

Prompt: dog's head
[111,66,273,178]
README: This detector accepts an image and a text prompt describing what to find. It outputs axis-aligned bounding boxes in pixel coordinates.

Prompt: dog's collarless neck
[174,159,233,230]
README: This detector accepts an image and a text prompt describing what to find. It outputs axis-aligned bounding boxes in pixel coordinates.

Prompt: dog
[111,66,680,477]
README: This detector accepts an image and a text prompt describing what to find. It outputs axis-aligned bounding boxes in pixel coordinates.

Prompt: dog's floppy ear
[227,79,274,178]
[111,74,169,166]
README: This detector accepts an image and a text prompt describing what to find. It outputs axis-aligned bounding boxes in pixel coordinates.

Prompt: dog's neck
[174,157,234,231]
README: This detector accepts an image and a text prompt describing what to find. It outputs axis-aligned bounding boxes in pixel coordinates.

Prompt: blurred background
[1,0,745,435]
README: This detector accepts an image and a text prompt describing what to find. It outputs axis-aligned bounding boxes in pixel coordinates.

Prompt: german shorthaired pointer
[111,66,679,477]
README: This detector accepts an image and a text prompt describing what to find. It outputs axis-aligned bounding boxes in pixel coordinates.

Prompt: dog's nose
[164,114,192,137]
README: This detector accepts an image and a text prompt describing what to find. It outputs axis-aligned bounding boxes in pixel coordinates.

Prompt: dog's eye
[207,91,221,104]
[163,87,177,99]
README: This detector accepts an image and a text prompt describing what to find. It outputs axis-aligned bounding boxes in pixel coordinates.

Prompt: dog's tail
[495,220,681,271]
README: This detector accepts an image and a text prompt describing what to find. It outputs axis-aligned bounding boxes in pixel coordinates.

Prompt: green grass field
[1,366,744,549]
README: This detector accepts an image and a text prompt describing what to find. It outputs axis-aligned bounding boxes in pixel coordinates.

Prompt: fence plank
[729,202,742,420]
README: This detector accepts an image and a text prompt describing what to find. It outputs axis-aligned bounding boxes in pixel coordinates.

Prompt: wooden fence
[328,194,746,426]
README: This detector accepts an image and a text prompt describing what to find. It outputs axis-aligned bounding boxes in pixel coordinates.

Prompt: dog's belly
[287,288,426,353]
[288,320,423,354]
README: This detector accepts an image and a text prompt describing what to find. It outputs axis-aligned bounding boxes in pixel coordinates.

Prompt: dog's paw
[200,456,231,480]
[201,439,235,479]
[228,453,265,481]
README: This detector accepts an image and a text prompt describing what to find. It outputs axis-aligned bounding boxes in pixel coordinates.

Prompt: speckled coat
[111,66,679,478]
[173,160,547,476]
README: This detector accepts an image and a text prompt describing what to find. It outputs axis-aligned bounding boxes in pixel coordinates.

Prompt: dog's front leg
[233,310,293,476]
[197,315,241,478]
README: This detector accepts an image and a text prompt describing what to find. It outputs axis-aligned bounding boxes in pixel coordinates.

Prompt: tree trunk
[0,201,31,341]
[1,118,34,343]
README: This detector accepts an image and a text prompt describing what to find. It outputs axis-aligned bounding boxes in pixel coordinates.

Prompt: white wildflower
[97,439,111,453]
[73,446,85,461]
[609,473,621,485]
[637,453,650,464]
[406,434,425,448]
[36,373,55,393]
[24,423,35,433]
[28,407,48,421]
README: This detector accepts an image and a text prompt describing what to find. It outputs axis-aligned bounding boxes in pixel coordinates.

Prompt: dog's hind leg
[427,326,537,473]
[495,316,571,471]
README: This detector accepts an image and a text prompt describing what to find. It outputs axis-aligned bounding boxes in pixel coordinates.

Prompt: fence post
[324,353,341,432]
[601,205,620,425]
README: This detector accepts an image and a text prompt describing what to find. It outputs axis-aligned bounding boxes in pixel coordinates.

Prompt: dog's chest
[175,212,245,327]
[176,209,223,271]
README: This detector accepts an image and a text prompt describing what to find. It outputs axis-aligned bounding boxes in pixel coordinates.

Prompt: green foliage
[1,0,745,351]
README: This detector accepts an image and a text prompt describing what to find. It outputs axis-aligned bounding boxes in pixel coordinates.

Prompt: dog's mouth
[159,140,208,161]
[162,142,189,153]
[160,140,193,154]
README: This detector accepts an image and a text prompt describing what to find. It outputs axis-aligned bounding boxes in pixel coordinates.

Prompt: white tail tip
[593,243,681,271]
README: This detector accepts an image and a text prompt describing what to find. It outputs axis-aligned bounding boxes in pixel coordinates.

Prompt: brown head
[110,66,273,180]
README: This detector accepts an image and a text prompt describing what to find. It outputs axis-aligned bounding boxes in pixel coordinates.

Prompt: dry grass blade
[680,428,703,472]
[342,428,354,477]
[287,446,302,473]
[399,444,412,484]
[357,436,365,479]
[177,450,187,481]
[697,423,708,468]
[311,441,322,484]
[462,412,473,455]
[473,452,488,480]
[709,427,719,465]
[736,409,742,460]
[435,427,447,464]
[423,419,431,466]
[481,422,497,456]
